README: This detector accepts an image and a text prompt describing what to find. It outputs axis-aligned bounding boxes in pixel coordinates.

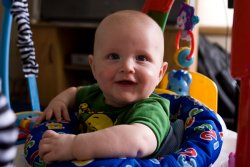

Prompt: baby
[37,10,171,164]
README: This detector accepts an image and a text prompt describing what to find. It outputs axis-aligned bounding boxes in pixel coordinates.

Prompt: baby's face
[89,11,167,107]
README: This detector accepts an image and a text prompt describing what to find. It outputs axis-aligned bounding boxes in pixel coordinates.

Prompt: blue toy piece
[167,69,192,95]
[174,47,194,68]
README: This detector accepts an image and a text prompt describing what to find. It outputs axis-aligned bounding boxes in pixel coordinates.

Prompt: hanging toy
[176,2,199,40]
[174,2,199,68]
[174,30,194,68]
[167,69,192,95]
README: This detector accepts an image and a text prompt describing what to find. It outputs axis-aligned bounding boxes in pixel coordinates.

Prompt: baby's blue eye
[108,53,120,60]
[136,55,148,61]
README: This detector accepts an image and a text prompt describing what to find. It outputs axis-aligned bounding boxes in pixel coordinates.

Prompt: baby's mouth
[116,80,136,85]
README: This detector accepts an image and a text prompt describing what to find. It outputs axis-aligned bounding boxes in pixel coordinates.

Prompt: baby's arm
[36,87,78,124]
[39,123,157,163]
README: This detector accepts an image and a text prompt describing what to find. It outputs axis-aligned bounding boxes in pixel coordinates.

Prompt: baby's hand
[39,130,76,163]
[36,99,71,125]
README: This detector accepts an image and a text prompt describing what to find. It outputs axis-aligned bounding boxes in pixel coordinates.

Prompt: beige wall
[197,0,233,53]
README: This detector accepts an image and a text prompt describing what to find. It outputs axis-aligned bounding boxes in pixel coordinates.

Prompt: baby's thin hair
[94,10,164,55]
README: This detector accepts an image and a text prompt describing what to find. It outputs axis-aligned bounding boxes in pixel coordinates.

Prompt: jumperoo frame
[0,0,12,105]
[0,0,40,111]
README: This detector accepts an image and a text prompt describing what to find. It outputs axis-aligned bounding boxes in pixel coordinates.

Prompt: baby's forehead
[94,10,164,54]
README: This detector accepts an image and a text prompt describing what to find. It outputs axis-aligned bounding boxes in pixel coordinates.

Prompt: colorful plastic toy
[173,2,199,69]
[176,2,199,32]
[167,69,192,95]
[174,30,195,68]
[15,111,43,143]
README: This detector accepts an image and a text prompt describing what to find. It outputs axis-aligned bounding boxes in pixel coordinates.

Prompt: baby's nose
[119,59,135,73]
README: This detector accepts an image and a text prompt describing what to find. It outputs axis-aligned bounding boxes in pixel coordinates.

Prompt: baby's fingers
[35,108,56,125]
[42,130,57,138]
[39,139,50,160]
[35,113,46,125]
[42,152,55,164]
[39,131,61,164]
[53,109,62,122]
[39,142,54,164]
[53,106,70,122]
[62,107,70,122]
[45,108,55,121]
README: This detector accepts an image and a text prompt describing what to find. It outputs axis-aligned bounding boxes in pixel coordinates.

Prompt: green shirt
[75,84,170,151]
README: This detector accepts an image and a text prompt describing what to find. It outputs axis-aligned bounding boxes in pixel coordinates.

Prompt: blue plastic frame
[0,0,13,107]
[1,0,40,111]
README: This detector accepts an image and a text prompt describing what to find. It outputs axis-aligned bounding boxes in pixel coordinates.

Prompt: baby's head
[89,10,168,107]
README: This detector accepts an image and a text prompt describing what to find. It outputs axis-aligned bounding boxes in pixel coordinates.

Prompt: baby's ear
[88,54,95,76]
[159,62,168,81]
[88,54,94,66]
